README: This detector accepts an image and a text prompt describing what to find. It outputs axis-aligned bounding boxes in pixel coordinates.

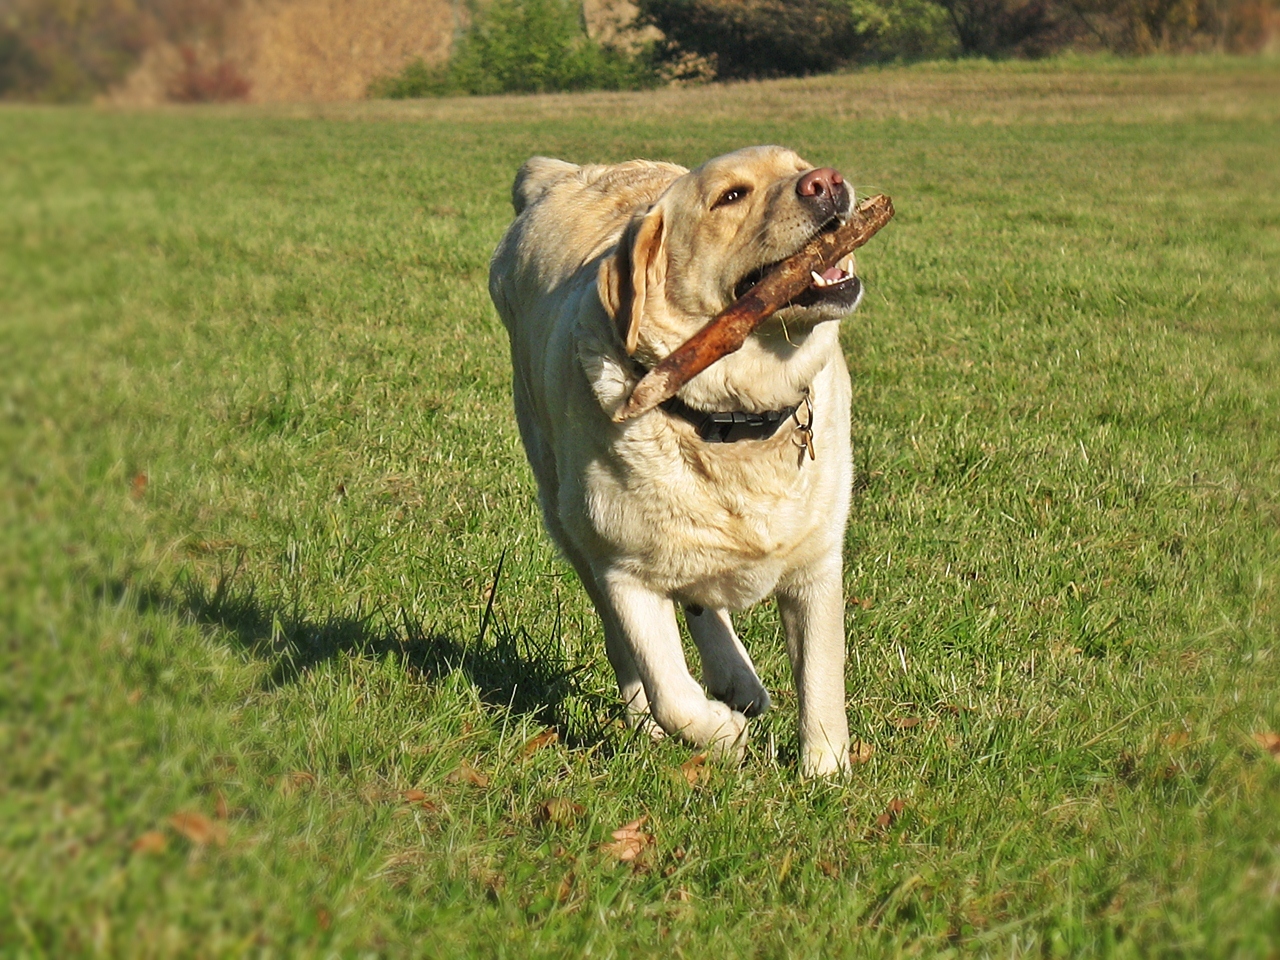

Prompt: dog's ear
[597,205,666,355]
[512,157,579,214]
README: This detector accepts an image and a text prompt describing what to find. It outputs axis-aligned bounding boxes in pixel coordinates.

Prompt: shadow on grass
[111,553,616,748]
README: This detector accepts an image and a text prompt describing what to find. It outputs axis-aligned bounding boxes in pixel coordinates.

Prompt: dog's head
[598,146,864,363]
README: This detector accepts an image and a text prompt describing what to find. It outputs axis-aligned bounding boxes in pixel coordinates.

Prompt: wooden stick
[614,193,895,422]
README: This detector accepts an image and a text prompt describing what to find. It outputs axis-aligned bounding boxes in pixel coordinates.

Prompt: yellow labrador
[489,146,863,777]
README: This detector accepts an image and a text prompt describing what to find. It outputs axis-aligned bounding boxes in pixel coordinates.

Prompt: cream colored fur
[489,146,859,777]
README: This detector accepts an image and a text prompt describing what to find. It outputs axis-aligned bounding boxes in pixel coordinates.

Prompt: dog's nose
[797,167,844,199]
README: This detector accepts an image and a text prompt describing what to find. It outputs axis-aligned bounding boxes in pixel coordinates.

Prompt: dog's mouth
[730,218,863,311]
[793,254,861,308]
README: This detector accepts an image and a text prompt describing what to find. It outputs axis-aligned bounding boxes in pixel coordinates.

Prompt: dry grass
[110,0,455,104]
[120,53,1280,122]
[235,0,455,102]
[107,0,655,104]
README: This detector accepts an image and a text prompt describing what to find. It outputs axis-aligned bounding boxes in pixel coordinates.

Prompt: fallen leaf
[400,787,441,812]
[867,798,906,837]
[1252,731,1280,761]
[817,859,840,878]
[849,740,875,764]
[279,771,316,796]
[131,830,167,854]
[521,729,559,758]
[611,815,649,839]
[555,871,575,903]
[893,717,921,730]
[601,815,652,862]
[130,473,148,499]
[849,596,874,610]
[168,811,227,847]
[535,797,585,827]
[679,753,709,786]
[214,789,230,820]
[315,907,332,931]
[446,760,489,787]
[1163,731,1190,748]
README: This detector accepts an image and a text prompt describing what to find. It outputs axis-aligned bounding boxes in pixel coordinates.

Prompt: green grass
[3,56,1280,957]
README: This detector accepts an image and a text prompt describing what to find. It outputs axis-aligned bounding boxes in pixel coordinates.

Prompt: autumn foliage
[2,0,1275,102]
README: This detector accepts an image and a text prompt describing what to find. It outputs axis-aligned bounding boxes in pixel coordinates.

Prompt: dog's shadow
[141,554,615,749]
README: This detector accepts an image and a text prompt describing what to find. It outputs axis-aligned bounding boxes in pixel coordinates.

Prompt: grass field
[3,55,1280,957]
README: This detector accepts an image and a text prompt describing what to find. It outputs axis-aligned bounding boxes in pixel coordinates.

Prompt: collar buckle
[793,390,816,460]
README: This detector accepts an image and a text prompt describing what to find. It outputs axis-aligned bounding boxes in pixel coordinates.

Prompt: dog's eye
[712,185,751,209]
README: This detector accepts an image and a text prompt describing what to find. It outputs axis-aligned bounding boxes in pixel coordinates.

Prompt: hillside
[107,0,648,104]
[110,0,455,104]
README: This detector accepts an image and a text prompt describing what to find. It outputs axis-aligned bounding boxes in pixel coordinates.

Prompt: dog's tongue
[820,266,844,282]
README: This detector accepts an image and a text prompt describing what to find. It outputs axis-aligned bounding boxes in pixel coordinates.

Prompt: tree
[639,0,865,80]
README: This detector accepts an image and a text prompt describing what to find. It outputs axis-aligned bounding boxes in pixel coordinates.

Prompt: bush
[639,0,865,79]
[0,28,47,98]
[848,0,961,61]
[0,0,245,102]
[932,0,1082,56]
[1070,0,1278,52]
[166,44,252,102]
[371,0,656,98]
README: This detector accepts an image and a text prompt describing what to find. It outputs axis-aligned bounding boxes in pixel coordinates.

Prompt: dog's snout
[796,167,850,223]
[797,167,843,199]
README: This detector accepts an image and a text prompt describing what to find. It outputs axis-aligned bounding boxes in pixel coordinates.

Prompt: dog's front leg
[600,569,748,760]
[685,606,771,719]
[552,540,663,739]
[777,557,851,778]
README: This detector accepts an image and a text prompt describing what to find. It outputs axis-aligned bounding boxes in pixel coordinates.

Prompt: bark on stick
[615,193,895,423]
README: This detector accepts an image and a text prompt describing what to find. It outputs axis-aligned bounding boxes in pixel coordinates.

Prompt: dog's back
[489,158,684,341]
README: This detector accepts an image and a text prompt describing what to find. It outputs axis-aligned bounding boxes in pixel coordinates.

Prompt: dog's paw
[696,701,749,764]
[625,709,667,741]
[654,696,748,763]
[800,744,852,779]
[708,672,771,719]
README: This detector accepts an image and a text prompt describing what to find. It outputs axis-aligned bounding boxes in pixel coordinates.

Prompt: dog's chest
[583,429,837,606]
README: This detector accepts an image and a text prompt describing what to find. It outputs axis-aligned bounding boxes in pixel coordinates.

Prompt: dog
[488,146,864,777]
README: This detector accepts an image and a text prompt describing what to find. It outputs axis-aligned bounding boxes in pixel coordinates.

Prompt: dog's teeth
[811,271,826,287]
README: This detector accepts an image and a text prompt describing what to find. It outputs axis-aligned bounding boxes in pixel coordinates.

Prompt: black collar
[659,394,797,443]
[627,356,808,444]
